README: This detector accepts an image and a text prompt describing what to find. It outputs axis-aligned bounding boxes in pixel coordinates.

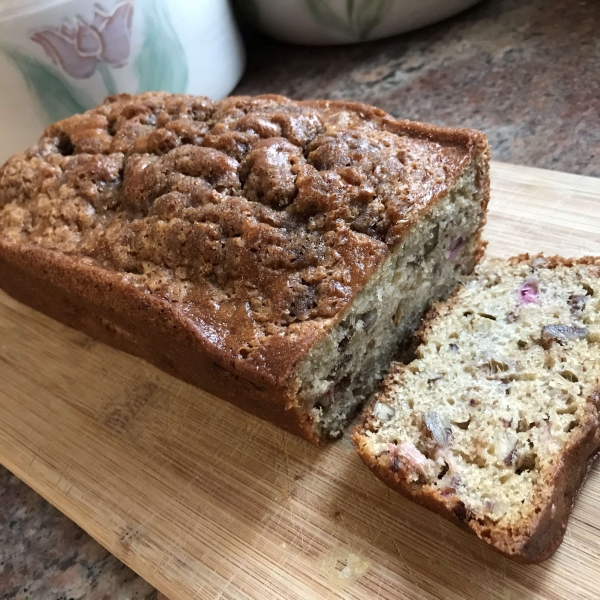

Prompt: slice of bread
[353,255,600,562]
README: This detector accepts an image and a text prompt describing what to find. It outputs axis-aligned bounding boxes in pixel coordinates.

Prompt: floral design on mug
[1,0,188,124]
[30,2,133,94]
[306,0,394,41]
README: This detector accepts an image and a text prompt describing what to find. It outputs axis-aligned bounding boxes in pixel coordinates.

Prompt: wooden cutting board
[1,162,600,600]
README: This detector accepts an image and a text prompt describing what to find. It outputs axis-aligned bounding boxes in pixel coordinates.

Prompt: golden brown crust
[0,241,320,442]
[353,254,600,561]
[0,92,489,441]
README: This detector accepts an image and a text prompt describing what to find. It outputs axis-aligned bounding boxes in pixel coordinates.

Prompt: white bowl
[0,0,246,162]
[243,0,483,45]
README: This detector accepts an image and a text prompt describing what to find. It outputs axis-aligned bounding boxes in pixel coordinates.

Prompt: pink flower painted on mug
[30,2,134,80]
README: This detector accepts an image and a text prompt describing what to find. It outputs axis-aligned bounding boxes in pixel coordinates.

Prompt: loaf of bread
[0,93,489,443]
[354,255,600,561]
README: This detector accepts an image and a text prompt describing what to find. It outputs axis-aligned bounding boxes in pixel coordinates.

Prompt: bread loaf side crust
[353,255,600,561]
[0,241,318,440]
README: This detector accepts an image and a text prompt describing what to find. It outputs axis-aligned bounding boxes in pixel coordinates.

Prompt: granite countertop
[1,0,599,598]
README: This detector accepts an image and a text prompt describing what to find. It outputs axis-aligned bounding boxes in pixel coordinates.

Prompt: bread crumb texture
[357,256,600,553]
[0,93,472,382]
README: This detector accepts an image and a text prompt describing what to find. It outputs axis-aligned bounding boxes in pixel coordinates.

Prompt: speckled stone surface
[0,470,163,600]
[236,0,600,177]
[1,0,599,598]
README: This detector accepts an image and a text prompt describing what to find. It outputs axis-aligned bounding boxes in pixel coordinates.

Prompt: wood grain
[1,162,600,600]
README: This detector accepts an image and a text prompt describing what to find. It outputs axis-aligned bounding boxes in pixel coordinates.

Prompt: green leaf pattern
[306,0,352,33]
[306,0,394,40]
[134,0,189,93]
[1,0,189,124]
[2,49,94,123]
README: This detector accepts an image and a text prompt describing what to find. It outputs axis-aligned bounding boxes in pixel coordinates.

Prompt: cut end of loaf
[354,255,600,561]
[296,161,487,441]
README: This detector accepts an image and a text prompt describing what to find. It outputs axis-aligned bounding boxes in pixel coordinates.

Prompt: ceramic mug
[238,0,482,45]
[0,0,246,163]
